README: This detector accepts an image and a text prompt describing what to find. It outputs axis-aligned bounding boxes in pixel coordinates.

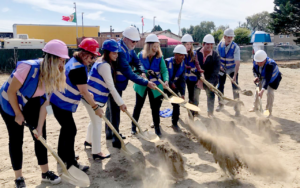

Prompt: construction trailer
[13,24,100,48]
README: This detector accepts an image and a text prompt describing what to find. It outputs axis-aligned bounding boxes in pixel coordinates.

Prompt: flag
[142,17,144,26]
[62,12,77,23]
[182,0,184,5]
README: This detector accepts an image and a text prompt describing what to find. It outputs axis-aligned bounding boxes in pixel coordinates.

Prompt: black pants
[186,79,197,103]
[105,90,123,145]
[217,72,240,111]
[132,88,163,129]
[165,88,180,126]
[51,103,77,168]
[0,97,47,171]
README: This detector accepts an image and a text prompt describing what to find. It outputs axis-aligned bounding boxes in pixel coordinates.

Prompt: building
[144,30,182,41]
[0,32,13,39]
[99,32,123,38]
[272,34,298,46]
[13,24,99,48]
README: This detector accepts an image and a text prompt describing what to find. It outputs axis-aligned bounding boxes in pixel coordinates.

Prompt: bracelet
[91,104,98,109]
[93,105,100,111]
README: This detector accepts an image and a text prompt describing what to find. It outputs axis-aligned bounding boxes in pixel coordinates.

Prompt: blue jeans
[105,90,122,145]
[194,85,216,114]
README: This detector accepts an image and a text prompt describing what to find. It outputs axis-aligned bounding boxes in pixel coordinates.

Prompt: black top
[69,67,87,85]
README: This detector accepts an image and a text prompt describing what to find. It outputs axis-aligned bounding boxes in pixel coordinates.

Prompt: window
[286,35,290,38]
[279,42,283,45]
[116,35,120,37]
[286,42,290,45]
[279,35,284,38]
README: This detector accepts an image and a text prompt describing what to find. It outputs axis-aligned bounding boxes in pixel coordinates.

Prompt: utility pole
[74,2,78,39]
[82,12,84,37]
[153,16,156,32]
[141,16,144,35]
[110,26,114,38]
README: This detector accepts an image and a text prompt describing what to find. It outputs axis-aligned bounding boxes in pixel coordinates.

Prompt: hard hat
[102,39,119,52]
[122,26,140,41]
[224,28,235,37]
[203,34,215,43]
[173,44,187,55]
[42,39,69,59]
[181,34,194,42]
[145,34,160,43]
[254,50,267,62]
[78,38,101,56]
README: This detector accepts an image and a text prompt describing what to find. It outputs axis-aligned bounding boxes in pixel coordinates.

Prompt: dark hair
[73,48,93,63]
[103,49,117,83]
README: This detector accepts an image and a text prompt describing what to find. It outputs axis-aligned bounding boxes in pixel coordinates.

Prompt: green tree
[211,29,223,44]
[167,29,172,32]
[151,25,163,32]
[234,28,251,45]
[216,25,229,32]
[192,21,215,43]
[245,11,271,32]
[187,25,194,34]
[269,0,300,43]
[181,28,187,35]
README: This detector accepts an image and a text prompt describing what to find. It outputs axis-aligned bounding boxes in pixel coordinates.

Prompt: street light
[153,16,156,31]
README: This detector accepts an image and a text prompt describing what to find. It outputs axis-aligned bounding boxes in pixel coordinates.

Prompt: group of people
[0,26,282,188]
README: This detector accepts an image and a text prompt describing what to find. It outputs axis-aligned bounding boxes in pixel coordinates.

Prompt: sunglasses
[130,40,138,44]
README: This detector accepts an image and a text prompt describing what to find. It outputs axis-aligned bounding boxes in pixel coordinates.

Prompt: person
[0,39,68,188]
[216,28,241,116]
[131,34,169,137]
[105,26,156,148]
[50,38,103,172]
[83,39,127,160]
[194,34,220,118]
[249,50,282,117]
[165,44,186,132]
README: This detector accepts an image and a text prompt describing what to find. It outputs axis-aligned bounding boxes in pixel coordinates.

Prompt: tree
[151,25,163,32]
[167,29,172,33]
[211,29,223,44]
[187,25,194,34]
[245,11,271,32]
[269,0,300,43]
[192,21,215,43]
[234,28,251,45]
[216,25,229,32]
[181,28,187,35]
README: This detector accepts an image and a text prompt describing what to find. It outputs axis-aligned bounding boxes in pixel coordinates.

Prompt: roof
[157,35,181,45]
[13,24,99,28]
[144,30,181,38]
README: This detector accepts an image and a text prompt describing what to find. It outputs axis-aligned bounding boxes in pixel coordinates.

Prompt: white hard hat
[173,44,187,55]
[122,26,140,41]
[145,34,160,43]
[181,34,194,42]
[203,34,215,43]
[224,28,235,37]
[254,50,267,62]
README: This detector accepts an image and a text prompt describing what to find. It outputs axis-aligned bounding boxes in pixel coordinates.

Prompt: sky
[0,0,275,34]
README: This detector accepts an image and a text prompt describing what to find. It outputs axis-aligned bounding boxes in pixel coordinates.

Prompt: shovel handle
[154,85,169,100]
[102,116,126,148]
[200,77,224,98]
[23,122,69,175]
[157,79,178,97]
[226,74,241,90]
[124,110,143,133]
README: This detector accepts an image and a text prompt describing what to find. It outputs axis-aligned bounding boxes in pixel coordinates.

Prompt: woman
[131,34,168,137]
[0,39,68,188]
[50,38,103,172]
[83,39,127,160]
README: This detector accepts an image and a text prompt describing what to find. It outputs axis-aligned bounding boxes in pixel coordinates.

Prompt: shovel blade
[61,165,90,187]
[138,131,160,142]
[169,96,185,104]
[121,142,141,156]
[240,90,253,96]
[264,110,270,117]
[183,103,200,112]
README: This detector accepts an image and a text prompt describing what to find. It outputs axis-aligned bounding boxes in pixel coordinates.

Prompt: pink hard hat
[42,39,70,59]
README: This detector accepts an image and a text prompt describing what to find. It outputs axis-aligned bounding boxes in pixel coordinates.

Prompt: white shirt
[97,63,124,106]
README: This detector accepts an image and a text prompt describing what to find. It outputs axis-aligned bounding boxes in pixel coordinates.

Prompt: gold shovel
[255,84,270,117]
[153,84,184,104]
[23,123,90,187]
[226,74,253,96]
[124,110,160,142]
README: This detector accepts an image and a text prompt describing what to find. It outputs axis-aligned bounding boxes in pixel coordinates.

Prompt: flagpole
[74,2,78,39]
[141,16,143,35]
[178,0,184,36]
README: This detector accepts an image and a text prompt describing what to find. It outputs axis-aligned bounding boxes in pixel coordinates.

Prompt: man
[194,34,220,118]
[249,50,282,117]
[216,28,241,116]
[165,44,186,132]
[105,26,156,148]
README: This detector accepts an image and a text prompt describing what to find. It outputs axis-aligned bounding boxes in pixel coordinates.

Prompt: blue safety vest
[139,51,162,85]
[184,51,197,81]
[253,57,280,84]
[218,41,237,70]
[87,60,110,106]
[166,57,185,83]
[0,59,46,116]
[50,57,87,112]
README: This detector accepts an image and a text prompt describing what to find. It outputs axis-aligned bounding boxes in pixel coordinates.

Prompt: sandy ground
[0,62,300,188]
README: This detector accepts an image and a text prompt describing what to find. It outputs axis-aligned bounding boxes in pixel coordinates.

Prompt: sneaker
[154,126,162,137]
[15,177,26,188]
[215,105,224,112]
[42,171,61,185]
[74,163,89,172]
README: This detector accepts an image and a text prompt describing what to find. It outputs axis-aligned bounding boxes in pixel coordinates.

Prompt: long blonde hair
[182,42,195,62]
[38,53,66,94]
[142,42,163,59]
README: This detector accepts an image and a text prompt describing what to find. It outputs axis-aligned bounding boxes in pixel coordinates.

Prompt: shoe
[216,105,224,112]
[235,111,241,117]
[131,127,137,135]
[150,123,154,128]
[248,107,257,112]
[112,141,121,149]
[93,153,111,160]
[154,126,162,137]
[172,124,181,132]
[15,177,26,188]
[75,154,79,161]
[74,163,89,172]
[119,134,126,140]
[84,141,92,149]
[42,171,61,185]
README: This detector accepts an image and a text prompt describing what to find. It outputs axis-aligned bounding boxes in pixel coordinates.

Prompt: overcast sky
[0,0,275,34]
